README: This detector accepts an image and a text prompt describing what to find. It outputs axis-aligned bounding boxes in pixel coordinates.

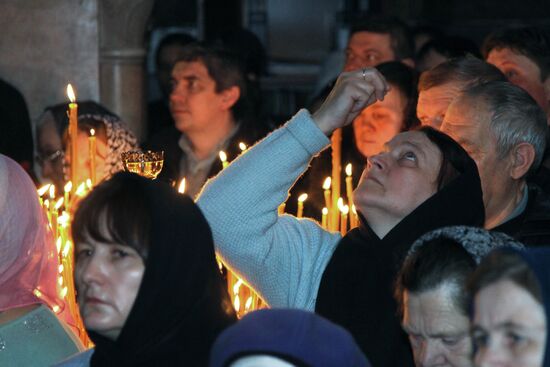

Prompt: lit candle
[351,204,359,229]
[323,177,332,214]
[278,203,286,215]
[67,84,78,187]
[238,142,247,152]
[64,182,72,210]
[88,129,96,185]
[178,178,186,194]
[331,128,342,231]
[48,185,56,227]
[297,193,308,218]
[339,202,349,236]
[322,207,328,229]
[345,163,354,209]
[219,151,228,169]
[37,184,51,207]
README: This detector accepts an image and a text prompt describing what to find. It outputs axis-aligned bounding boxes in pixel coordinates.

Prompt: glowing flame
[58,264,64,273]
[352,204,357,214]
[75,183,86,197]
[33,289,43,298]
[322,207,328,215]
[52,305,60,313]
[64,181,73,193]
[345,163,352,177]
[66,84,76,102]
[58,276,63,286]
[55,197,64,210]
[245,296,253,310]
[90,128,95,137]
[298,193,308,203]
[337,197,345,211]
[62,240,72,258]
[323,177,331,190]
[341,204,350,215]
[44,199,50,209]
[219,151,227,163]
[238,142,247,151]
[86,179,92,189]
[233,279,243,295]
[58,212,70,228]
[233,295,240,312]
[49,185,56,199]
[60,286,68,299]
[178,178,186,194]
[37,184,51,197]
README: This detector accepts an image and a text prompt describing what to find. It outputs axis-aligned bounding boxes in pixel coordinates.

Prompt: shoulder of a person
[52,348,94,367]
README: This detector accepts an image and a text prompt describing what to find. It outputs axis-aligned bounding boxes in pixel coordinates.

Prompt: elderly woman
[468,247,550,367]
[35,101,138,191]
[56,172,236,366]
[197,69,485,366]
[395,226,523,367]
[0,154,83,366]
[210,309,370,367]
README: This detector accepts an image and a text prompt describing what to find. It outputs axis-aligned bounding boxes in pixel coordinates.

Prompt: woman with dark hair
[197,69,485,366]
[395,226,523,367]
[468,247,550,367]
[57,172,236,366]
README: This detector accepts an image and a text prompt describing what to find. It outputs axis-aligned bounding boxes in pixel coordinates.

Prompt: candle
[345,163,354,209]
[64,182,72,210]
[219,151,228,169]
[323,177,332,214]
[297,193,308,218]
[67,84,78,187]
[238,142,247,152]
[178,178,186,193]
[331,128,342,231]
[37,184,51,207]
[88,129,96,185]
[322,207,328,229]
[48,185,56,228]
[278,203,286,215]
[351,204,359,229]
[339,202,349,236]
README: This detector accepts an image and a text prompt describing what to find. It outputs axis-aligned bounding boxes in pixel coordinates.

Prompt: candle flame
[37,184,51,197]
[341,204,350,215]
[298,193,308,202]
[58,212,70,227]
[86,179,92,189]
[54,198,64,210]
[345,163,352,177]
[52,305,61,314]
[75,183,86,197]
[60,286,68,299]
[245,296,253,310]
[337,197,345,211]
[177,178,186,194]
[58,264,64,273]
[219,151,227,162]
[323,177,331,190]
[233,295,240,312]
[58,276,63,286]
[233,279,243,295]
[33,289,43,298]
[238,142,247,151]
[66,84,76,102]
[49,185,56,199]
[90,128,95,137]
[62,240,72,258]
[322,207,328,215]
[64,181,73,193]
[44,199,50,209]
[352,204,357,214]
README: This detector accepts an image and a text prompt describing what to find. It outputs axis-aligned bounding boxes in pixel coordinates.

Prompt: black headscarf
[88,172,236,366]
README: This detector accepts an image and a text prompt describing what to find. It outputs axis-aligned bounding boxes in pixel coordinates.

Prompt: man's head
[483,27,550,118]
[441,81,548,228]
[169,43,246,135]
[344,15,414,72]
[417,57,505,129]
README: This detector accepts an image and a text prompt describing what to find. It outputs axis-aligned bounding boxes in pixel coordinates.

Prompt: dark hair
[417,126,471,190]
[483,26,550,81]
[72,173,151,260]
[350,15,414,60]
[396,238,477,316]
[417,36,481,64]
[418,56,505,92]
[174,42,250,124]
[468,250,542,304]
[376,61,420,131]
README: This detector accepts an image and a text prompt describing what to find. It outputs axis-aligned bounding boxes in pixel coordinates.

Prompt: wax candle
[67,84,78,187]
[323,177,332,214]
[88,129,96,185]
[297,193,308,218]
[345,163,354,209]
[331,128,342,231]
[322,207,328,229]
[278,203,286,215]
[351,204,359,228]
[63,182,72,210]
[340,203,349,236]
[219,151,228,169]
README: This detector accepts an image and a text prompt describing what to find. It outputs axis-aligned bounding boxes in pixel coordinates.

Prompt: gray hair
[462,81,548,174]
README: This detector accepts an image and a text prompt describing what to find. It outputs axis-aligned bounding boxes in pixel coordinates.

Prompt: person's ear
[220,86,240,110]
[510,142,536,179]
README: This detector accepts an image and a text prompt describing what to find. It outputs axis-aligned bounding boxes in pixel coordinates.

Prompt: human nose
[367,152,388,171]
[474,343,507,367]
[416,340,446,367]
[80,253,109,286]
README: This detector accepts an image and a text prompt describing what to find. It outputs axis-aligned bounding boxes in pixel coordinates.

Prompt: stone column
[98,0,154,142]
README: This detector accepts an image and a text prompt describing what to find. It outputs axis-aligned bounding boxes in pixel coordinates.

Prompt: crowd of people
[1,13,550,367]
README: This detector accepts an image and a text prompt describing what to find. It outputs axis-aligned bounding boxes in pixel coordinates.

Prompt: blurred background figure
[468,247,550,367]
[0,78,35,180]
[35,101,138,191]
[57,172,236,366]
[147,32,196,140]
[395,226,523,367]
[0,154,83,366]
[416,36,481,72]
[210,308,370,367]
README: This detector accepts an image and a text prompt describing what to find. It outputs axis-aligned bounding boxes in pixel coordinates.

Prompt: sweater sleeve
[196,109,342,310]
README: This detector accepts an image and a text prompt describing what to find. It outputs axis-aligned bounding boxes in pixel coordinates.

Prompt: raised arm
[196,69,388,309]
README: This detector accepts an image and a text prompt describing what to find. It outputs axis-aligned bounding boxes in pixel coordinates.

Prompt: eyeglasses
[36,150,64,166]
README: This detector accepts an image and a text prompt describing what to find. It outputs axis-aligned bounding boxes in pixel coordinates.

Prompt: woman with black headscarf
[56,172,236,366]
